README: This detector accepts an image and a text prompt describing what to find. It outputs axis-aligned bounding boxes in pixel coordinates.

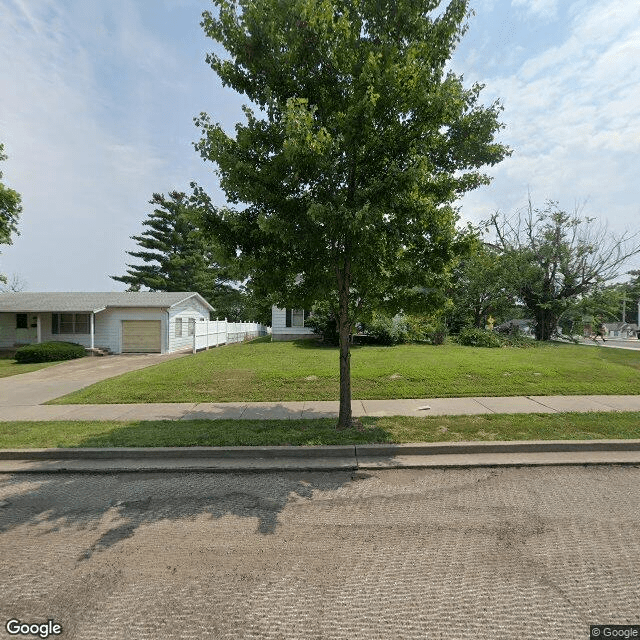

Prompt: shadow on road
[0,469,371,560]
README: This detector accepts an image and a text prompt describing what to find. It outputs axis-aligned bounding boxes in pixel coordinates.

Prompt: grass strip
[49,340,640,404]
[2,412,640,449]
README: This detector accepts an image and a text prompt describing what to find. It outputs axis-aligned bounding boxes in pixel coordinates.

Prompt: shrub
[457,327,503,348]
[500,330,538,348]
[361,312,409,345]
[305,302,339,345]
[15,341,86,363]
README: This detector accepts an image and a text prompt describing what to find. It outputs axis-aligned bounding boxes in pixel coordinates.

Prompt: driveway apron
[0,352,189,406]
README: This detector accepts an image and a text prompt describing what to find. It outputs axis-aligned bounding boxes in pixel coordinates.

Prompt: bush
[457,327,503,348]
[500,330,538,348]
[455,327,539,348]
[361,312,409,345]
[15,341,86,363]
[305,302,339,345]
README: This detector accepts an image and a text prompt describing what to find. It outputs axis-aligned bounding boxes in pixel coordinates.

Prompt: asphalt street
[1,466,639,639]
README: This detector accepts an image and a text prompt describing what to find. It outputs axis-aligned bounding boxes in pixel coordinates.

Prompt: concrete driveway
[0,351,190,406]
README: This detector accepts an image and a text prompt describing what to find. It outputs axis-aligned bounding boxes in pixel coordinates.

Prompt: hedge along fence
[193,320,270,353]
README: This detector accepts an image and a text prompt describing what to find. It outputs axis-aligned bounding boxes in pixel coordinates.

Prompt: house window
[75,314,89,334]
[292,309,305,327]
[16,313,28,329]
[51,313,90,334]
[175,318,183,337]
[60,314,74,333]
[188,318,195,336]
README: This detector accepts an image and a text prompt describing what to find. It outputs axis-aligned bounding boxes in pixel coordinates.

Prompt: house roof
[0,292,214,313]
[604,321,639,331]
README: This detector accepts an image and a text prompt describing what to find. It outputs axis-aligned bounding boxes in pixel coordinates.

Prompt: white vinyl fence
[193,319,270,353]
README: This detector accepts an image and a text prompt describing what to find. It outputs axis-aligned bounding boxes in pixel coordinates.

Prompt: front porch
[0,311,99,351]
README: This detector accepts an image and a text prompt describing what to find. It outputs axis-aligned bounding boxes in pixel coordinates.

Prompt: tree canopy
[448,241,515,332]
[193,0,510,427]
[487,199,640,340]
[0,143,22,284]
[111,191,241,316]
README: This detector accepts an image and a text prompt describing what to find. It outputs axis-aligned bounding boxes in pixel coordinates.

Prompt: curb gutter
[1,440,640,473]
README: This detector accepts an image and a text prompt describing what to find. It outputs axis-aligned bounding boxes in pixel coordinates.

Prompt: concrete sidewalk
[3,394,640,421]
[2,395,640,473]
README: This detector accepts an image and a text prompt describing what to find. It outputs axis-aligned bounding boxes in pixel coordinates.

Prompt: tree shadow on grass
[0,469,365,561]
[290,338,367,350]
[64,416,394,447]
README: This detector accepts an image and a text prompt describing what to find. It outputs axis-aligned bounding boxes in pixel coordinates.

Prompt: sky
[0,0,639,292]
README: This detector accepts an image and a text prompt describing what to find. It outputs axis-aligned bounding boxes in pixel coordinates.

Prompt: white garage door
[122,320,161,353]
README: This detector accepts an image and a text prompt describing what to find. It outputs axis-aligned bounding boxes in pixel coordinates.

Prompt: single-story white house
[0,292,214,354]
[271,306,315,341]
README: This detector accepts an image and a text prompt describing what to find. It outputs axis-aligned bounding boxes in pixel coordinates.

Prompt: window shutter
[52,314,59,335]
[286,309,291,327]
[304,310,310,321]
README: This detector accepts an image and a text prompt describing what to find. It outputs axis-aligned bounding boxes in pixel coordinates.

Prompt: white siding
[0,313,16,348]
[94,308,167,354]
[1,298,212,353]
[168,297,210,353]
[271,306,315,340]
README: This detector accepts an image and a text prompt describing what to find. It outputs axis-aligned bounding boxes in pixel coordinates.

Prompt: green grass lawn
[0,355,64,379]
[2,412,640,448]
[50,337,640,404]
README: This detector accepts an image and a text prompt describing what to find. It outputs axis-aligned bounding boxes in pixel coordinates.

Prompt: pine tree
[111,191,238,312]
[0,143,22,284]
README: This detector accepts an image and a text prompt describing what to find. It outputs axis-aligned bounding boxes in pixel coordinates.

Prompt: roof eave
[168,293,214,312]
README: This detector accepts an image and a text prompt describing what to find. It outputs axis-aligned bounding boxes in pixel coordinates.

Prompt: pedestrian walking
[592,322,607,343]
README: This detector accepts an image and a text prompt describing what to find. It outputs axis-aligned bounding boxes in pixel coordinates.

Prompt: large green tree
[0,143,22,284]
[193,0,510,427]
[448,241,515,332]
[111,191,241,315]
[487,199,640,340]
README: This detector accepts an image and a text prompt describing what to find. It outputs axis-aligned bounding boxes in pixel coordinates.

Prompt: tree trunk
[336,261,353,429]
[534,308,556,341]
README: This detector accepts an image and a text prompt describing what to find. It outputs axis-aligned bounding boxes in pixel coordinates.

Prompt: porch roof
[0,292,214,313]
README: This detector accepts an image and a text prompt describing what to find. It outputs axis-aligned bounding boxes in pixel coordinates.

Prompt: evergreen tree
[111,191,238,312]
[0,143,22,284]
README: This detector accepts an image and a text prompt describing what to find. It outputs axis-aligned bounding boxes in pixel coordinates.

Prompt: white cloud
[0,0,181,289]
[459,0,640,276]
[511,0,559,19]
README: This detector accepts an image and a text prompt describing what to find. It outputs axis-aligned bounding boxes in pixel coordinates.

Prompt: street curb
[0,445,355,460]
[1,439,639,461]
[357,439,640,456]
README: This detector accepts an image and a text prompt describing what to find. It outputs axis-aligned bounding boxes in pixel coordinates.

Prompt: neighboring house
[603,322,639,339]
[494,318,535,336]
[271,306,315,341]
[0,292,214,354]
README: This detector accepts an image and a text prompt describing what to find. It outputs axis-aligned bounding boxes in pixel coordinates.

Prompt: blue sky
[1,0,639,291]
